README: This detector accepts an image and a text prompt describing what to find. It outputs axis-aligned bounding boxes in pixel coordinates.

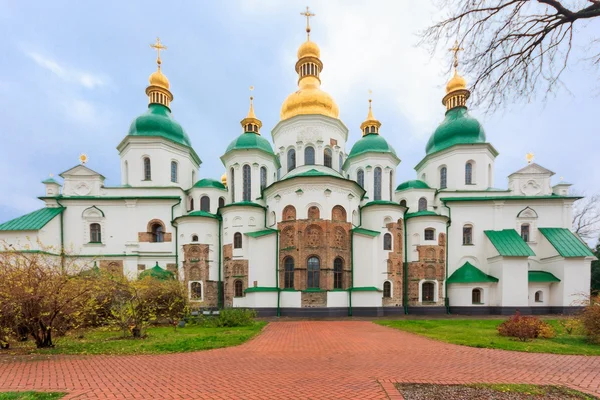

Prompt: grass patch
[0,393,65,400]
[396,383,597,399]
[3,323,266,356]
[471,384,596,398]
[376,319,600,355]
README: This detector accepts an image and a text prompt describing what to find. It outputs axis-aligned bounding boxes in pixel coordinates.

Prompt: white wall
[346,153,400,202]
[488,257,528,306]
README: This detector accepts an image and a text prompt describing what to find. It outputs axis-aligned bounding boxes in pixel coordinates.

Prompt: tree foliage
[422,0,600,110]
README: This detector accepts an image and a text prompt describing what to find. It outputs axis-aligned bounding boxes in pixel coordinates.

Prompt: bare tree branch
[572,193,600,240]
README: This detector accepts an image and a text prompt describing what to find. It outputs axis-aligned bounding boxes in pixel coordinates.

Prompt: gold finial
[449,40,464,71]
[300,6,315,40]
[241,86,262,134]
[49,173,54,178]
[560,176,564,182]
[150,37,167,69]
[79,153,88,165]
[361,89,381,136]
[526,153,534,164]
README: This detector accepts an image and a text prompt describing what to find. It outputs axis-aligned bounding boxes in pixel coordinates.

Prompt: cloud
[25,51,107,89]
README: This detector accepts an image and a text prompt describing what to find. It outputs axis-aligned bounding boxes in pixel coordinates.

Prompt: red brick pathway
[1,321,599,399]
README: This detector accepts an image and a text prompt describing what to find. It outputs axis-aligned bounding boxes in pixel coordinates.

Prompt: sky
[0,0,599,223]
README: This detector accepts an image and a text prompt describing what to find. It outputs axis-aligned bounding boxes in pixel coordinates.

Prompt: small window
[308,206,320,219]
[143,157,151,180]
[233,232,242,249]
[219,197,225,208]
[422,282,435,302]
[189,197,194,211]
[424,228,435,241]
[333,258,343,289]
[243,164,251,202]
[418,197,427,212]
[465,162,473,185]
[383,233,392,250]
[200,196,210,212]
[230,168,235,202]
[521,224,530,242]
[440,167,447,189]
[339,153,343,173]
[307,256,320,289]
[472,288,482,304]
[305,146,315,165]
[535,290,543,303]
[260,166,267,190]
[374,167,382,200]
[383,281,391,298]
[389,171,393,201]
[287,149,296,172]
[190,282,202,300]
[192,235,198,242]
[90,223,101,243]
[463,225,473,245]
[357,169,364,188]
[400,200,407,207]
[323,148,332,168]
[171,161,178,183]
[284,257,294,289]
[234,280,243,297]
[152,224,164,243]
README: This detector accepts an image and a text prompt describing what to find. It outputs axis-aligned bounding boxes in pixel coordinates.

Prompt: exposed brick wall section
[223,259,248,307]
[99,260,123,275]
[407,232,446,306]
[183,244,218,308]
[383,220,403,307]
[301,291,327,307]
[277,217,352,295]
[138,219,172,243]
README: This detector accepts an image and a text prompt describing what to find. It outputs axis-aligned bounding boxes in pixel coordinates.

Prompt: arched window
[304,146,315,165]
[308,206,320,219]
[192,235,198,242]
[472,288,482,304]
[356,169,365,188]
[287,149,296,172]
[234,280,243,297]
[422,282,435,302]
[243,164,251,202]
[233,232,242,249]
[521,224,530,242]
[284,257,295,289]
[383,281,391,298]
[283,205,297,221]
[339,153,343,173]
[465,162,473,185]
[535,290,543,302]
[424,228,435,241]
[374,167,382,200]
[383,233,392,250]
[90,223,101,243]
[333,258,343,289]
[463,224,473,245]
[389,171,393,201]
[143,157,151,181]
[124,161,129,185]
[190,282,202,300]
[307,256,320,289]
[260,166,267,190]
[400,200,407,207]
[189,197,194,211]
[324,148,332,168]
[440,167,447,189]
[200,196,210,212]
[171,161,178,183]
[219,197,225,208]
[418,197,427,212]
[152,224,164,243]
[230,168,235,202]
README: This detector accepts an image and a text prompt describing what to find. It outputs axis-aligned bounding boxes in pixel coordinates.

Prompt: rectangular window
[463,226,473,245]
[521,224,530,242]
[424,229,435,241]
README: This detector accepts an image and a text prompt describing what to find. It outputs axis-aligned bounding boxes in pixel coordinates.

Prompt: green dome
[348,133,397,159]
[193,178,226,190]
[426,107,485,155]
[225,132,275,156]
[128,104,192,148]
[139,264,174,281]
[396,180,430,191]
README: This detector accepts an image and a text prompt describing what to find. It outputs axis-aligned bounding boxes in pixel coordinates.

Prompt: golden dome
[149,69,170,89]
[280,77,339,120]
[297,40,320,59]
[221,172,227,186]
[446,70,466,93]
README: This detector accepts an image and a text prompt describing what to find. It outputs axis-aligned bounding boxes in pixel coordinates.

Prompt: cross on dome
[300,6,315,39]
[449,40,464,71]
[150,37,167,68]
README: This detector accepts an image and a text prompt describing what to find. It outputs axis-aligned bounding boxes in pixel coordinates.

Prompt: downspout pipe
[55,199,65,269]
[403,206,409,315]
[171,197,182,274]
[349,206,363,317]
[442,200,452,315]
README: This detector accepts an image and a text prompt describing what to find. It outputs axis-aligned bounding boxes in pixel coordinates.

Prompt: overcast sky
[0,0,598,223]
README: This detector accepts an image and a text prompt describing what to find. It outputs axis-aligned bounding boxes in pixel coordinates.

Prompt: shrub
[559,317,585,335]
[497,312,555,341]
[213,309,257,328]
[580,295,600,344]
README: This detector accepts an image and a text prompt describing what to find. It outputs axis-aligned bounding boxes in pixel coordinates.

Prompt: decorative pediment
[517,206,538,219]
[59,164,105,179]
[509,163,555,177]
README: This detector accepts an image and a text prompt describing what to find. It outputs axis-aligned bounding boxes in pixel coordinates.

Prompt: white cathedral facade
[0,27,595,316]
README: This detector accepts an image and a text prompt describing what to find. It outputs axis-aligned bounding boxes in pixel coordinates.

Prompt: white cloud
[25,51,107,89]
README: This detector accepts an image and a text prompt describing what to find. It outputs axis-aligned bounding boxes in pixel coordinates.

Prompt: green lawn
[6,323,266,356]
[376,319,600,355]
[0,393,65,400]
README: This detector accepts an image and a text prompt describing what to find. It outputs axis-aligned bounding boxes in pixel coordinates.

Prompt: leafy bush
[497,312,555,341]
[213,308,257,327]
[580,295,600,344]
[559,317,585,335]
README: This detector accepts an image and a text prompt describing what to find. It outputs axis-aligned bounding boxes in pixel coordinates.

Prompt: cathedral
[0,13,594,316]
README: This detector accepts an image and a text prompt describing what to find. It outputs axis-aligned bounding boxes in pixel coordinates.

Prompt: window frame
[287,148,296,172]
[189,281,203,301]
[383,233,392,250]
[472,288,482,304]
[521,223,530,242]
[143,157,151,181]
[383,281,392,298]
[333,257,343,289]
[260,166,267,190]
[307,256,320,289]
[324,148,332,168]
[284,257,295,289]
[230,168,235,202]
[304,146,315,165]
[200,196,210,212]
[440,166,447,189]
[89,223,102,243]
[465,162,473,185]
[418,197,427,212]
[422,281,435,302]
[242,164,252,202]
[152,223,164,243]
[357,169,364,188]
[234,280,244,297]
[233,232,242,249]
[374,167,382,201]
[170,161,178,183]
[463,224,473,245]
[424,228,435,241]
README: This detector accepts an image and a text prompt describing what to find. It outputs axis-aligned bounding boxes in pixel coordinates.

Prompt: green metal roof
[245,286,279,293]
[484,229,535,257]
[285,168,340,179]
[538,228,594,258]
[405,210,443,219]
[349,286,381,292]
[224,132,275,157]
[344,134,399,167]
[0,207,65,231]
[447,262,499,284]
[139,264,175,281]
[41,177,61,185]
[528,270,561,283]
[426,106,486,155]
[186,210,219,219]
[352,227,380,237]
[441,195,580,202]
[361,200,403,209]
[245,228,278,238]
[396,180,431,191]
[220,201,266,210]
[192,178,226,190]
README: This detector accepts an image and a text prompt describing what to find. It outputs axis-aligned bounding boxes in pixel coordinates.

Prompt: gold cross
[150,37,167,67]
[449,40,464,69]
[300,6,315,39]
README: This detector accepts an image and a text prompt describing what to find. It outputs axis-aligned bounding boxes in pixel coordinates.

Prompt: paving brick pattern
[1,321,599,399]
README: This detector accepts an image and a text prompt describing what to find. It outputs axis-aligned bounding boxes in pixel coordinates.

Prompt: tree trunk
[35,322,54,348]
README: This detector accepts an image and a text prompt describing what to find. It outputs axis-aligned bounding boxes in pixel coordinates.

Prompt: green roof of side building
[245,229,278,238]
[538,228,595,258]
[447,262,499,284]
[0,207,65,231]
[225,132,275,156]
[405,210,442,219]
[425,106,486,155]
[139,264,175,281]
[484,229,535,257]
[41,178,61,185]
[285,168,339,179]
[528,271,561,283]
[352,227,380,237]
[396,180,430,191]
[192,178,226,190]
